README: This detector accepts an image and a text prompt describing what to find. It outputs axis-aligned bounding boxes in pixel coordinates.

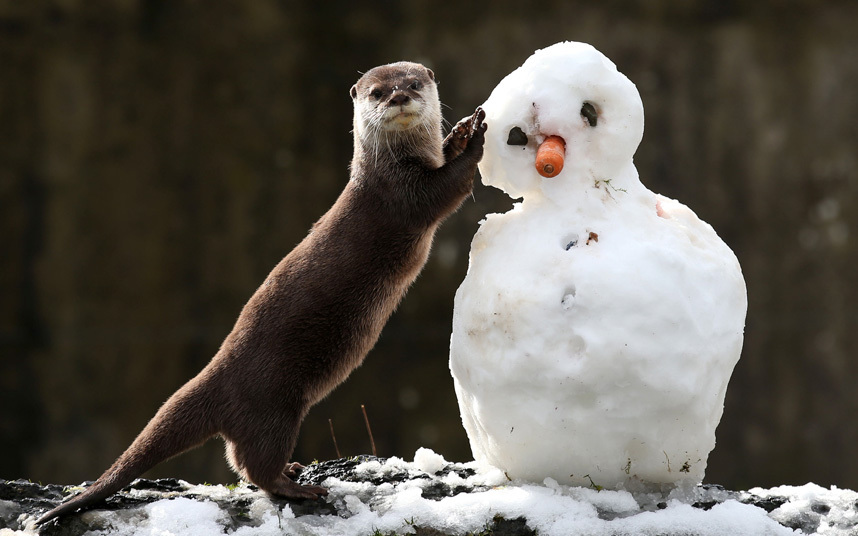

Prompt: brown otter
[36,61,486,525]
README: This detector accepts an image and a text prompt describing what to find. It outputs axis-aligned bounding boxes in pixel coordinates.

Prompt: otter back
[36,61,487,526]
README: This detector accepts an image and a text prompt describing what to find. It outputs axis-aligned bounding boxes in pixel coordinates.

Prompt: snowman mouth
[535,135,567,178]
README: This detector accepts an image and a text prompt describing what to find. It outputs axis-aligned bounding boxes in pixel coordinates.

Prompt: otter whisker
[35,60,486,527]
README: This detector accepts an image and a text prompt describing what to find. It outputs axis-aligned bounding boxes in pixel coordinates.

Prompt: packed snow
[14,449,857,535]
[450,41,748,488]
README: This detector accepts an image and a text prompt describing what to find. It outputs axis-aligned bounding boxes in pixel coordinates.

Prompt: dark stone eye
[507,126,528,145]
[581,102,598,127]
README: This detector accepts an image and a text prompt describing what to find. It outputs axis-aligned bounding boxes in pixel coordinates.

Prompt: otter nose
[389,93,410,106]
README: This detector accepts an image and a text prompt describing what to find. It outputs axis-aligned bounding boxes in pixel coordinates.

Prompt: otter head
[350,62,442,145]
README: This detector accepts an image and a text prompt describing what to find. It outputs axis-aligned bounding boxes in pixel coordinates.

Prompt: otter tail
[36,382,217,525]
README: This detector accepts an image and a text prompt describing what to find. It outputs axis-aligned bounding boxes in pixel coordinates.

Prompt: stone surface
[2,458,857,535]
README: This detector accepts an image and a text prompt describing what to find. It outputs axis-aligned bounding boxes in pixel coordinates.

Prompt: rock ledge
[3,455,857,535]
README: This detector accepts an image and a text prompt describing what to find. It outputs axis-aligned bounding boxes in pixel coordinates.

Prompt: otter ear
[350,85,357,100]
[426,68,435,81]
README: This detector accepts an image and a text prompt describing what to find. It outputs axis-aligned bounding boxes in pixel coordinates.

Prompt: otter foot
[282,462,305,478]
[267,476,329,501]
[444,107,487,162]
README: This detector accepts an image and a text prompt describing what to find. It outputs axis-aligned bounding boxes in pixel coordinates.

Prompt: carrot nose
[535,136,566,178]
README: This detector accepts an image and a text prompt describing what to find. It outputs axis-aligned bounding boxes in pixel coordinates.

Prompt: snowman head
[478,42,645,200]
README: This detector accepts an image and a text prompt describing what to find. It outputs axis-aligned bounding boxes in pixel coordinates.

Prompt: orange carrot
[535,135,566,178]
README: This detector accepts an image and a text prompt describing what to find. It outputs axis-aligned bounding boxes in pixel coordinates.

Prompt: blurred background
[2,0,856,492]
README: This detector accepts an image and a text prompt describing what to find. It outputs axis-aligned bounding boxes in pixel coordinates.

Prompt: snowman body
[449,42,747,488]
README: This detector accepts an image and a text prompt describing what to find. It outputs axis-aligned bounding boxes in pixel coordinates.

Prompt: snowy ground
[4,449,857,536]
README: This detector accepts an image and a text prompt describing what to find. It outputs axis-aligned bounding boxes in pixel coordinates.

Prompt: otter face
[351,62,441,136]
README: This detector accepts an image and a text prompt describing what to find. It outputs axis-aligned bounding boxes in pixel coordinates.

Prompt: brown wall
[2,1,857,491]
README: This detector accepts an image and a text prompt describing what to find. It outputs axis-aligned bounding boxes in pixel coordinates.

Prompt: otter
[36,61,486,525]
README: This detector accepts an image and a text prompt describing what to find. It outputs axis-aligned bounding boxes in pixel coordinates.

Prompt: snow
[746,484,858,535]
[3,41,833,536]
[449,41,748,489]
[412,446,448,474]
[138,498,227,534]
[15,450,858,535]
[9,450,858,534]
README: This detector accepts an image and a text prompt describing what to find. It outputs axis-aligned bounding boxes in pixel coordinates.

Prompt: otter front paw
[443,107,487,162]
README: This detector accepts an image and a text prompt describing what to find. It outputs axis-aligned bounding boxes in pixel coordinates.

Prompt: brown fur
[36,61,486,525]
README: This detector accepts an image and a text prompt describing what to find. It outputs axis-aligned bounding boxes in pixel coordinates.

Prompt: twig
[328,418,342,459]
[361,404,377,457]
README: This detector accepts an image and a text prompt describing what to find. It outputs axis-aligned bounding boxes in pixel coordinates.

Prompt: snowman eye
[507,126,528,145]
[581,102,598,127]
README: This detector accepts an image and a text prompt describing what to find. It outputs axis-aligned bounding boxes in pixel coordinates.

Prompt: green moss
[584,474,603,491]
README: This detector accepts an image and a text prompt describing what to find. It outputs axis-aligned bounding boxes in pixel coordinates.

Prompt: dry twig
[361,404,377,457]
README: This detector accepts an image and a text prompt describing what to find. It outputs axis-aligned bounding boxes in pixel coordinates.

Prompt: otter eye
[409,80,421,90]
[370,88,383,99]
[507,126,528,146]
[581,102,598,127]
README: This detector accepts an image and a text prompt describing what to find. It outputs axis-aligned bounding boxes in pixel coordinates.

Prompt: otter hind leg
[245,453,327,500]
[225,434,327,500]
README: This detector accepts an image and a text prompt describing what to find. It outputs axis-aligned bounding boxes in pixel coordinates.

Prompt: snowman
[449,42,747,489]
